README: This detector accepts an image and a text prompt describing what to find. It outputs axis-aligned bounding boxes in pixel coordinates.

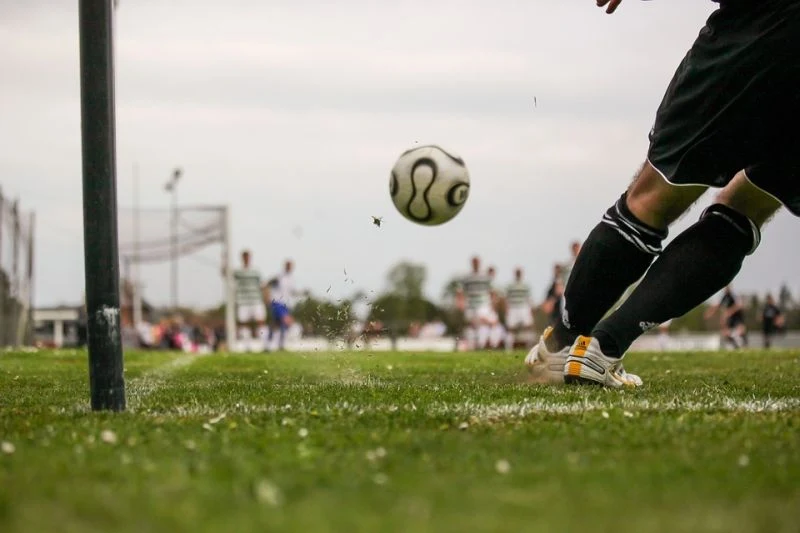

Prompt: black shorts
[647,0,800,216]
[726,314,745,329]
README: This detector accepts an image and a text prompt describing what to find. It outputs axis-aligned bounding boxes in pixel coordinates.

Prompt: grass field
[1,348,798,533]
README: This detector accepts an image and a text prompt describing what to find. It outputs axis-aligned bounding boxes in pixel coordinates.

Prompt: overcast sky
[1,0,798,309]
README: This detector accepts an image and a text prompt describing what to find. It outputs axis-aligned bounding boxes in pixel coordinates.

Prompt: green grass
[1,348,799,533]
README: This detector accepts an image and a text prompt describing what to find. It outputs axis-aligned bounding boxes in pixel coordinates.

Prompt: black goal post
[79,0,126,411]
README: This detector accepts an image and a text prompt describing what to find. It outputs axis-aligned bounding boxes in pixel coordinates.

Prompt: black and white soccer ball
[389,145,470,226]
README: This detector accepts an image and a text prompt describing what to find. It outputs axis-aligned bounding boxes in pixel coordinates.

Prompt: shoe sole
[563,359,606,386]
[563,374,604,386]
[564,360,639,388]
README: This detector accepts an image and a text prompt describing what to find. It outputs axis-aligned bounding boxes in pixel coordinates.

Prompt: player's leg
[255,303,269,352]
[503,318,516,352]
[528,165,701,381]
[548,161,706,353]
[476,308,492,350]
[503,309,521,351]
[574,172,781,385]
[235,305,252,353]
[266,302,279,351]
[738,322,749,348]
[723,323,738,350]
[490,321,505,351]
[277,305,290,350]
[462,309,478,350]
[564,0,800,385]
[509,308,534,350]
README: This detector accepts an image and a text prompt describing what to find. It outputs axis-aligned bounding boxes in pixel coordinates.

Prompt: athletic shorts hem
[647,158,799,218]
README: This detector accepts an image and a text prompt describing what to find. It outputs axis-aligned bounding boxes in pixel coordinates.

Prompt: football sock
[504,331,515,351]
[593,204,760,357]
[278,323,287,350]
[489,325,504,349]
[258,326,269,350]
[551,193,667,349]
[464,327,477,350]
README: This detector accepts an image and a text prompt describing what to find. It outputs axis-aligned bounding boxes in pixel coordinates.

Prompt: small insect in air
[371,216,383,227]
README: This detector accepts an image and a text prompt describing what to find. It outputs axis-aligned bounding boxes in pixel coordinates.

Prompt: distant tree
[671,303,713,332]
[441,276,462,308]
[365,261,446,337]
[745,293,761,330]
[779,284,794,310]
[387,262,426,300]
[293,296,354,340]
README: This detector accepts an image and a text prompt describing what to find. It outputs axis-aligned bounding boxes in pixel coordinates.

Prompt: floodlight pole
[223,206,236,349]
[79,0,126,411]
[165,168,182,311]
[132,163,142,327]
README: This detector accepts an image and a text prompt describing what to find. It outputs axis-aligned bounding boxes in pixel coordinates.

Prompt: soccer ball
[389,145,470,226]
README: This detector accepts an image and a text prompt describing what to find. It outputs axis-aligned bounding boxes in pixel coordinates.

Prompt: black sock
[552,193,666,348]
[593,204,760,356]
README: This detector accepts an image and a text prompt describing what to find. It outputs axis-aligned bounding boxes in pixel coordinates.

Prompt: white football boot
[524,326,570,384]
[563,335,643,388]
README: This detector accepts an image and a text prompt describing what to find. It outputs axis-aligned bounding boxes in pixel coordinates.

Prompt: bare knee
[716,171,782,227]
[625,161,706,229]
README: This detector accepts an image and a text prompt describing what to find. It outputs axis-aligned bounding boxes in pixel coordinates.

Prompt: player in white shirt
[486,266,506,349]
[232,249,268,352]
[504,267,535,350]
[267,259,298,351]
[455,256,494,350]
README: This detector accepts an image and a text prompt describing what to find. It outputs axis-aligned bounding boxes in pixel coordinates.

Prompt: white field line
[138,396,800,420]
[126,353,208,410]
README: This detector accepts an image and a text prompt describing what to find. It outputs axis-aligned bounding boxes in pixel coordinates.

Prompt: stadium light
[165,167,182,310]
[79,0,126,411]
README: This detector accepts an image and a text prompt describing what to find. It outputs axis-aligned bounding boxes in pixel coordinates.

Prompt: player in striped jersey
[486,265,506,349]
[504,267,535,350]
[455,256,494,350]
[232,249,268,352]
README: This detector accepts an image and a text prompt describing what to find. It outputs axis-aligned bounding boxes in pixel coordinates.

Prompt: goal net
[117,204,235,347]
[0,190,35,347]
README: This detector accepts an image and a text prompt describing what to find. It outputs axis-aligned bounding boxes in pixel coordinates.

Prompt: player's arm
[703,300,720,320]
[775,309,786,328]
[596,0,623,14]
[539,289,555,315]
[726,298,744,317]
[490,289,501,308]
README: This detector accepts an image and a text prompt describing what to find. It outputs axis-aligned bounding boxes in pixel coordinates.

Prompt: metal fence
[0,187,35,347]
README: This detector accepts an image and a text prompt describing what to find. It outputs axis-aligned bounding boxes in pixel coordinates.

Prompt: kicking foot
[524,326,570,384]
[563,335,643,388]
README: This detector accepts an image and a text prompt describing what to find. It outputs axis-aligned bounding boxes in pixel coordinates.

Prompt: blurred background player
[232,249,268,352]
[541,263,565,328]
[761,293,785,349]
[267,259,298,351]
[455,256,493,350]
[504,267,535,351]
[705,285,748,350]
[561,240,582,285]
[486,265,505,349]
[657,319,673,351]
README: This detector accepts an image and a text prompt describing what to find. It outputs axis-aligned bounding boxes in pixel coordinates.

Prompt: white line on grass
[127,353,209,410]
[138,396,800,420]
